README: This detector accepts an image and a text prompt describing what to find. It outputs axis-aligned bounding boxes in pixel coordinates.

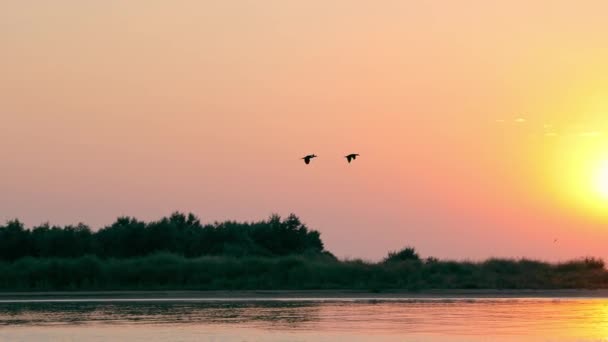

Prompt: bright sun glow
[594,161,608,199]
[549,134,608,218]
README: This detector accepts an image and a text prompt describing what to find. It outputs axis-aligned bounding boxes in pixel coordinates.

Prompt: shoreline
[2,289,608,301]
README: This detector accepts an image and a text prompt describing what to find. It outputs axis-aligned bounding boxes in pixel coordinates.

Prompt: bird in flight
[345,153,360,163]
[302,154,317,165]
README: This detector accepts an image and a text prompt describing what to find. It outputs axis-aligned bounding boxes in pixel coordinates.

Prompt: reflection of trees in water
[227,302,322,329]
[0,302,102,325]
[0,301,322,329]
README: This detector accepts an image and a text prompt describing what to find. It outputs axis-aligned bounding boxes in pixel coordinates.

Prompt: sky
[2,1,608,261]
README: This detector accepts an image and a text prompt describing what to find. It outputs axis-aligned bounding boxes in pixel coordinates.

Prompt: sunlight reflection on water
[1,298,608,341]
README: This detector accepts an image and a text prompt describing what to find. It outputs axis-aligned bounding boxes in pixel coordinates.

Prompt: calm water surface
[1,297,608,341]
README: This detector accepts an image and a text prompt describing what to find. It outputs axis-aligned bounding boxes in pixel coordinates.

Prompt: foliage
[0,213,325,261]
[383,247,420,263]
[1,214,608,291]
[0,254,606,291]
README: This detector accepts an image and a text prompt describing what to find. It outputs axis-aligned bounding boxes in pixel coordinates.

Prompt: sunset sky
[2,1,608,261]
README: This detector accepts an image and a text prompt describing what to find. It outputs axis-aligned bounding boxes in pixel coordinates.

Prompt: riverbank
[3,253,608,291]
[3,215,608,292]
[3,289,608,301]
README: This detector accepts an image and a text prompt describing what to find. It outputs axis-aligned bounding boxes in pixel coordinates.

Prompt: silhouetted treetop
[0,213,326,261]
[383,246,421,263]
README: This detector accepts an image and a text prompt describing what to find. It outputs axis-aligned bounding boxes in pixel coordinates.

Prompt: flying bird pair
[302,154,359,165]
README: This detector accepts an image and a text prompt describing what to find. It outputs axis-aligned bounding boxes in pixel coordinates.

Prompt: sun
[548,135,608,217]
[594,161,608,200]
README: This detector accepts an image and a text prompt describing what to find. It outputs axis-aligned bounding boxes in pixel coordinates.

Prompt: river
[1,296,607,341]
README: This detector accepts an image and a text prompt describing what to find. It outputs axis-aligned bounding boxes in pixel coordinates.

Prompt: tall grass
[0,253,606,291]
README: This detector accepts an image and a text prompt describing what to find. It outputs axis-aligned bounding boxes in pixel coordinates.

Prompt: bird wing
[304,158,310,164]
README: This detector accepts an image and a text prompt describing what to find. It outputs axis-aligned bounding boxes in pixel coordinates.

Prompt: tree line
[0,213,327,261]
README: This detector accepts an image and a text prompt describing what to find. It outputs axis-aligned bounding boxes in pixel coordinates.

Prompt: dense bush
[1,214,607,291]
[0,254,606,291]
[383,247,421,263]
[0,213,325,261]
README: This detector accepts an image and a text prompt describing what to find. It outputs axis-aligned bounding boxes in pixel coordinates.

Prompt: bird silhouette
[345,153,360,163]
[302,154,317,165]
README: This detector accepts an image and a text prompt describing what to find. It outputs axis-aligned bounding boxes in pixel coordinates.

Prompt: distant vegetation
[383,247,420,263]
[0,213,607,291]
[0,213,325,260]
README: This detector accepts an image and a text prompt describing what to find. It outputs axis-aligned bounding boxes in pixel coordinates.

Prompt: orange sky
[2,1,608,260]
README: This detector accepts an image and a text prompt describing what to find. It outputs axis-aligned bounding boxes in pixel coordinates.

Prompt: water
[1,297,608,341]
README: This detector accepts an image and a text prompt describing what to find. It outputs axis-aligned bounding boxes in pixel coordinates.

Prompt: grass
[0,253,607,291]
